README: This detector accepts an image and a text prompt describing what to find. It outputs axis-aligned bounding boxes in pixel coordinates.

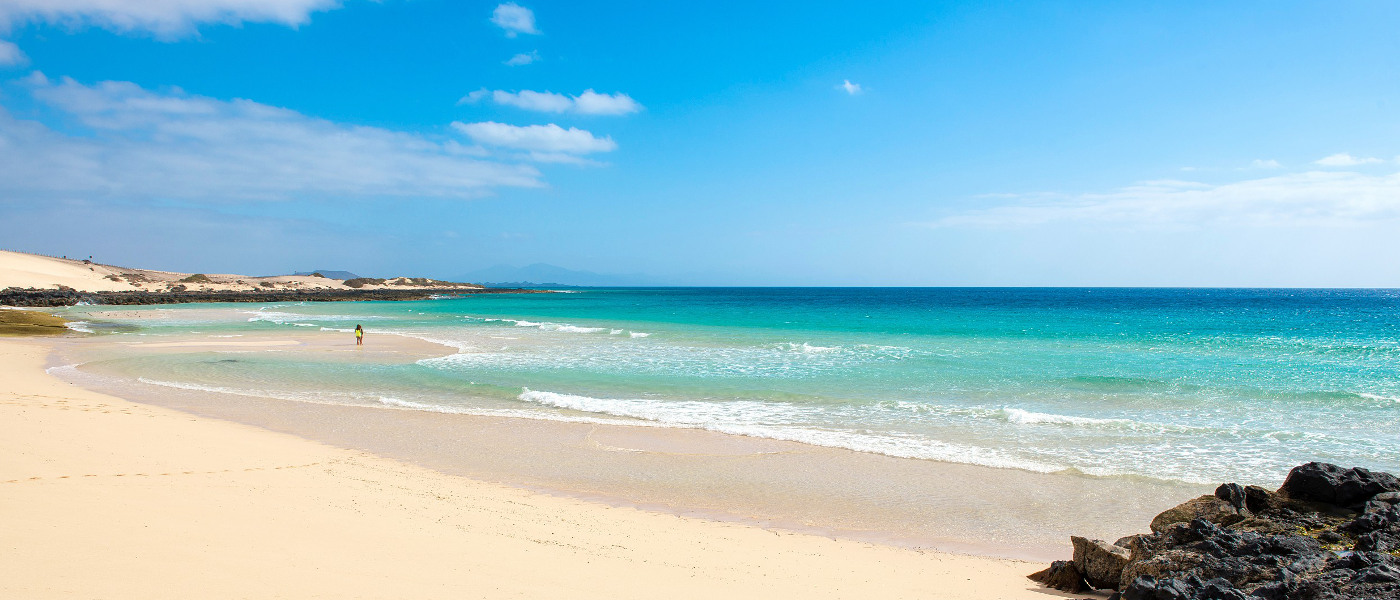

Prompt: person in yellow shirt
[355,324,364,346]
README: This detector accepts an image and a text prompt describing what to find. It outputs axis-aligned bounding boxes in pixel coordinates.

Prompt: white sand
[0,249,478,292]
[0,338,1078,599]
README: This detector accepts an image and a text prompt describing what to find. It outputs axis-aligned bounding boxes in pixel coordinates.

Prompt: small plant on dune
[343,278,386,288]
[311,272,326,278]
[259,281,275,288]
[179,274,212,283]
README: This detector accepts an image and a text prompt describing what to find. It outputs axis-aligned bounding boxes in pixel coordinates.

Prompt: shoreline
[0,286,547,307]
[1,336,1094,598]
[47,329,1209,562]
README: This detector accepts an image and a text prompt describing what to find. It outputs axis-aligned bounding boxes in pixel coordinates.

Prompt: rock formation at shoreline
[1030,462,1400,599]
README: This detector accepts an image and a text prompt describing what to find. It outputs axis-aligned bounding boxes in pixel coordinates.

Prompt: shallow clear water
[58,288,1400,485]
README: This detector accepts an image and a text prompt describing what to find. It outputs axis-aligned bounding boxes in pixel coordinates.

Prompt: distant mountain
[457,264,665,287]
[293,270,359,280]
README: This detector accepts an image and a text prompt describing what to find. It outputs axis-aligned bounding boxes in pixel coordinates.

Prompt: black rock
[1215,484,1249,513]
[1122,575,1247,600]
[1028,560,1089,593]
[1280,462,1400,508]
[1035,463,1400,600]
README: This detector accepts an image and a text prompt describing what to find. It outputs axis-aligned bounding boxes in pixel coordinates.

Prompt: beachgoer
[355,324,363,346]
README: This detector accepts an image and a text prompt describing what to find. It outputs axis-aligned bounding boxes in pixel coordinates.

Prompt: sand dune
[0,250,142,292]
[0,250,477,293]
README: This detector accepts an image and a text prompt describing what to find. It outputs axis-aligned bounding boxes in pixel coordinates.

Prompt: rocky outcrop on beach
[0,286,544,307]
[1030,462,1400,600]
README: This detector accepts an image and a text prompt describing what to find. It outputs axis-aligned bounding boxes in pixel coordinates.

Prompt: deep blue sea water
[62,288,1400,485]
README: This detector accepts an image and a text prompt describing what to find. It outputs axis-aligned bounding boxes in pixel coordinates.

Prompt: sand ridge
[0,249,481,293]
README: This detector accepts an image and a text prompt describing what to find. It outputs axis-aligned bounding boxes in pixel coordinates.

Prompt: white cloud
[0,0,341,38]
[458,88,642,116]
[504,50,539,66]
[451,121,616,154]
[838,79,862,95]
[572,89,641,115]
[921,170,1400,229]
[1315,152,1384,167]
[490,89,573,113]
[0,39,25,66]
[1250,159,1281,169]
[491,2,537,37]
[0,75,542,202]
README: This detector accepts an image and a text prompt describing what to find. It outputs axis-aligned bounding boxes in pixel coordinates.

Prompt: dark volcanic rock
[1072,535,1131,589]
[1122,575,1248,600]
[1027,560,1089,593]
[1215,483,1250,514]
[1280,462,1400,508]
[1034,463,1400,600]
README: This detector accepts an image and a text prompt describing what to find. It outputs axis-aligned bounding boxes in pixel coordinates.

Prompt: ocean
[56,287,1400,486]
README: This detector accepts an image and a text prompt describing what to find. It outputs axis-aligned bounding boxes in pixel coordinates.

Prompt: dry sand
[0,249,478,293]
[0,338,1083,599]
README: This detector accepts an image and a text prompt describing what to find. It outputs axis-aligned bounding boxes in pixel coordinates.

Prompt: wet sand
[50,330,1208,561]
[1,337,1097,599]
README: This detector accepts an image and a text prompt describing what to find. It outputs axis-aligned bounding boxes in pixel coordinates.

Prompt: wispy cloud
[491,2,538,38]
[0,74,542,203]
[0,0,342,38]
[451,121,616,154]
[920,169,1400,229]
[504,50,539,66]
[1250,159,1281,169]
[1314,153,1384,167]
[0,39,24,66]
[838,79,862,95]
[459,88,642,116]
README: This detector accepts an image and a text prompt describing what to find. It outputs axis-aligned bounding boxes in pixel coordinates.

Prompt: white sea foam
[377,396,473,414]
[244,310,386,325]
[1001,408,1133,427]
[629,331,650,338]
[517,388,1061,472]
[468,315,643,337]
[64,321,95,333]
[545,325,608,334]
[1357,392,1400,403]
[45,364,81,376]
[138,377,262,397]
[779,342,840,354]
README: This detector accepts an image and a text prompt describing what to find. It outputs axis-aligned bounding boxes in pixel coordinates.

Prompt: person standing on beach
[355,324,364,346]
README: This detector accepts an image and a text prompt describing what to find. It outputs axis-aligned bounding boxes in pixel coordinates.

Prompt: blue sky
[0,1,1398,285]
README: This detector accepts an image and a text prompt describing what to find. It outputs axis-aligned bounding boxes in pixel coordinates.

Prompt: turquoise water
[61,288,1400,485]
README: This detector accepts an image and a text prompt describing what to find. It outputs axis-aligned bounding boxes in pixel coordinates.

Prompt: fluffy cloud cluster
[0,39,23,66]
[0,0,341,37]
[451,121,616,155]
[0,74,542,202]
[491,2,537,37]
[460,88,642,116]
[922,169,1400,229]
[504,50,539,67]
[1314,153,1387,167]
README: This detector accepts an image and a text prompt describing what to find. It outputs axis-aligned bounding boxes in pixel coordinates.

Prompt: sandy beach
[1,336,1088,599]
